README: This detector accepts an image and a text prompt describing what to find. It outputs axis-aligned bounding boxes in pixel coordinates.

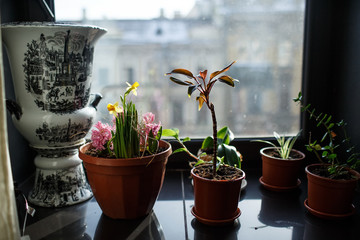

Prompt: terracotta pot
[305,163,360,219]
[79,140,172,219]
[191,165,245,226]
[260,147,305,191]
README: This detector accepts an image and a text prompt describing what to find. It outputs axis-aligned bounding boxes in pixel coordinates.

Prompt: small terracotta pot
[305,164,360,219]
[79,140,172,219]
[260,147,305,191]
[191,165,245,226]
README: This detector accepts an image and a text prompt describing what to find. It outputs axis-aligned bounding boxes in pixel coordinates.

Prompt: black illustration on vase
[30,167,92,207]
[35,117,93,144]
[23,30,94,113]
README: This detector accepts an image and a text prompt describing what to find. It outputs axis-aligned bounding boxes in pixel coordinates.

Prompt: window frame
[6,0,354,177]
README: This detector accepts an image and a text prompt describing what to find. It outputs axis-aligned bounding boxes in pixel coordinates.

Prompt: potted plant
[164,61,245,225]
[253,131,305,191]
[164,126,243,169]
[78,82,172,219]
[294,92,360,219]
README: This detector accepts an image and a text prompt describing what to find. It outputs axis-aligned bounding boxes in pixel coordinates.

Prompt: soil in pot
[265,149,303,160]
[193,164,243,180]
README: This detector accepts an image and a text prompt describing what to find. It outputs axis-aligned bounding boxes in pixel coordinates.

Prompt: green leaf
[222,144,241,168]
[162,128,179,139]
[182,137,191,142]
[195,160,205,167]
[217,75,238,87]
[217,126,234,144]
[325,115,332,124]
[292,92,302,102]
[173,148,188,154]
[252,139,277,148]
[201,136,214,150]
[166,69,195,79]
[301,104,311,113]
[306,146,313,152]
[321,132,328,142]
[156,127,162,140]
[169,76,193,86]
[148,130,159,154]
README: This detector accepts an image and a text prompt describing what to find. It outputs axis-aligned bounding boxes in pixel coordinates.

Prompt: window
[55,0,306,138]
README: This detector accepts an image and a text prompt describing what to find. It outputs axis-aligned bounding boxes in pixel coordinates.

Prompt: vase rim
[1,21,107,32]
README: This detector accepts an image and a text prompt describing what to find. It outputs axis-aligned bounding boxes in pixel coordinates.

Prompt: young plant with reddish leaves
[165,61,239,177]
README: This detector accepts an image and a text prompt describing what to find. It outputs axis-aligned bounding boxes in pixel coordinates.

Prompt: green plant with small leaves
[199,126,242,169]
[165,61,239,177]
[163,126,242,170]
[293,92,360,179]
[253,131,301,159]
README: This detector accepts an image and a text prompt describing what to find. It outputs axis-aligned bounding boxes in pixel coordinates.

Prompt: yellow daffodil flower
[107,102,122,116]
[126,82,139,96]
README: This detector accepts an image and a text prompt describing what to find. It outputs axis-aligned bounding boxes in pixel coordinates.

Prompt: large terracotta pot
[304,163,360,219]
[191,165,245,226]
[2,22,106,207]
[79,140,172,219]
[260,147,305,191]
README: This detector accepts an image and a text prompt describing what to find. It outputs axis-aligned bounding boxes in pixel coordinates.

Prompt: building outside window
[56,0,305,138]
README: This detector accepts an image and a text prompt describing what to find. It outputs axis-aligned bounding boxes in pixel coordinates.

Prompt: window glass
[56,0,305,138]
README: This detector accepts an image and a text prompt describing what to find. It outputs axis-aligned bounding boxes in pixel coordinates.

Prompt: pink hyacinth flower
[91,121,114,151]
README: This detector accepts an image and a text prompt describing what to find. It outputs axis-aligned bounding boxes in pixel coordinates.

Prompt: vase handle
[90,93,102,110]
[6,99,22,120]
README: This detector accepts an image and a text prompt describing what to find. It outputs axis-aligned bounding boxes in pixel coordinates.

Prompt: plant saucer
[304,199,356,220]
[259,176,301,192]
[191,207,241,226]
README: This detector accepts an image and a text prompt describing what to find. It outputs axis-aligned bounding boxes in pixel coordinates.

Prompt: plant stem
[210,103,217,177]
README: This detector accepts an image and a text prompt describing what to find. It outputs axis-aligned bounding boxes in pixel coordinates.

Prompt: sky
[55,0,196,20]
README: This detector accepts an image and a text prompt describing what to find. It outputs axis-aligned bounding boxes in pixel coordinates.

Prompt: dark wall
[1,0,55,182]
[302,0,360,155]
[333,1,360,152]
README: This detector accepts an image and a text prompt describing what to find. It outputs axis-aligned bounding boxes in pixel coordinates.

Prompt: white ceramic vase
[2,22,106,207]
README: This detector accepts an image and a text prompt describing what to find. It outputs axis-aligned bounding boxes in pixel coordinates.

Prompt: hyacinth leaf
[167,69,195,79]
[188,84,200,97]
[209,61,236,80]
[218,75,238,87]
[169,76,193,86]
[156,127,162,140]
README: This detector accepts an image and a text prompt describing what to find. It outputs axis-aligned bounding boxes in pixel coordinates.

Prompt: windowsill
[18,167,360,240]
